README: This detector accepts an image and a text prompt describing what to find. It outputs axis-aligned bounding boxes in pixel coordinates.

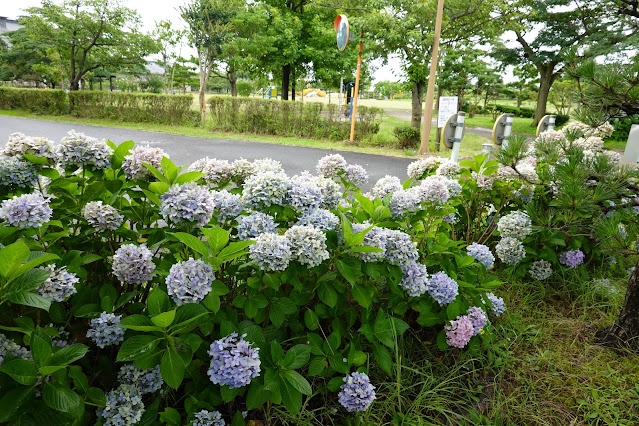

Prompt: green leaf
[9,252,59,282]
[143,162,167,183]
[217,240,253,262]
[68,365,88,393]
[151,309,176,328]
[318,283,337,308]
[42,383,81,413]
[0,386,35,423]
[373,343,393,376]
[5,268,49,294]
[119,315,162,332]
[161,347,185,390]
[348,245,384,253]
[6,292,51,311]
[22,154,48,165]
[283,370,312,395]
[308,356,325,376]
[336,257,362,285]
[201,227,230,253]
[231,411,245,426]
[175,171,205,185]
[31,327,52,368]
[446,298,462,320]
[159,407,182,425]
[113,140,135,170]
[280,378,303,415]
[288,344,311,370]
[0,241,30,278]
[85,388,106,407]
[351,284,373,308]
[149,181,170,194]
[372,205,391,222]
[50,344,89,366]
[147,288,171,316]
[0,358,39,385]
[304,309,319,330]
[202,292,221,313]
[327,376,344,392]
[161,157,179,183]
[142,189,161,205]
[117,336,161,362]
[171,303,209,331]
[171,232,208,256]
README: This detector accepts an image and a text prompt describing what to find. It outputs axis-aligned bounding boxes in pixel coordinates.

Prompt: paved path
[0,116,413,186]
[384,109,494,140]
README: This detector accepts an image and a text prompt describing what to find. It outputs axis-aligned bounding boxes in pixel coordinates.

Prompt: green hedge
[68,91,195,125]
[208,96,382,141]
[0,87,68,115]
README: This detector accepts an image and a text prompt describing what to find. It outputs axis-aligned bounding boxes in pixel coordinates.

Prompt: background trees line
[0,0,637,127]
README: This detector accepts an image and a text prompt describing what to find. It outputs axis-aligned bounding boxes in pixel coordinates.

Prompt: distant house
[0,16,22,46]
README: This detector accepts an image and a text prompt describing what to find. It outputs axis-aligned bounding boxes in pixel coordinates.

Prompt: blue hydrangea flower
[389,189,420,218]
[315,176,341,209]
[242,171,291,210]
[0,193,52,228]
[160,182,216,226]
[211,190,244,222]
[36,264,79,302]
[284,225,329,268]
[495,237,526,265]
[466,307,488,336]
[443,212,457,224]
[338,372,376,412]
[0,156,38,188]
[497,211,532,240]
[0,333,32,366]
[98,384,145,426]
[407,157,444,180]
[400,262,429,297]
[57,130,113,170]
[248,233,291,271]
[193,410,225,426]
[296,208,339,232]
[372,175,402,199]
[122,145,167,180]
[112,244,155,284]
[316,154,347,177]
[190,157,232,186]
[426,271,459,305]
[413,175,450,204]
[528,260,553,280]
[559,249,585,268]
[117,365,163,395]
[466,243,495,269]
[86,312,125,348]
[236,212,277,240]
[82,201,124,232]
[166,258,214,305]
[3,132,55,159]
[344,164,369,186]
[486,293,506,316]
[383,229,419,266]
[350,223,387,263]
[207,333,261,389]
[290,172,323,212]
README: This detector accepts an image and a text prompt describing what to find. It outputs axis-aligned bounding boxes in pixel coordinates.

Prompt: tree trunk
[229,67,237,97]
[533,65,560,126]
[411,80,425,129]
[282,64,291,101]
[517,87,523,108]
[197,49,209,124]
[596,261,639,349]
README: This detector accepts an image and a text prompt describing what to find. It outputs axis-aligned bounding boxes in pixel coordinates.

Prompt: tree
[548,79,578,116]
[508,64,538,108]
[0,28,59,87]
[152,20,187,94]
[22,0,158,92]
[437,45,492,112]
[374,80,403,99]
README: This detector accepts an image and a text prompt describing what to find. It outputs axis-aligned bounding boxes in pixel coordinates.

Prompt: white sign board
[622,124,639,164]
[438,96,459,128]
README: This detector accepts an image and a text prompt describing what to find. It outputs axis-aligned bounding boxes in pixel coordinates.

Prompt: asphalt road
[0,116,414,185]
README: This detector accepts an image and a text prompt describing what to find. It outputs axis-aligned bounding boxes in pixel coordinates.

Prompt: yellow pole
[349,29,364,143]
[418,0,445,155]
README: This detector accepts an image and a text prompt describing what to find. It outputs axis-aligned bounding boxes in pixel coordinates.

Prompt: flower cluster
[36,264,79,302]
[559,249,585,268]
[248,233,292,271]
[82,201,124,232]
[528,260,553,280]
[211,190,244,222]
[495,237,526,265]
[230,158,254,183]
[486,293,506,316]
[407,156,445,180]
[112,244,155,284]
[344,164,369,186]
[574,136,604,152]
[0,156,38,188]
[98,384,145,426]
[289,172,323,212]
[242,171,291,210]
[0,333,31,366]
[160,182,216,226]
[399,262,429,297]
[191,157,232,186]
[472,169,496,190]
[466,243,495,269]
[436,160,460,177]
[193,410,225,426]
[372,175,402,199]
[236,212,277,240]
[3,132,55,159]
[426,271,459,305]
[117,365,163,395]
[252,157,283,173]
[389,189,420,217]
[338,372,376,412]
[207,333,261,389]
[350,224,386,263]
[0,192,52,228]
[122,145,167,180]
[86,312,125,348]
[166,258,214,305]
[497,211,532,240]
[445,315,474,348]
[57,131,113,170]
[296,208,339,232]
[466,307,488,336]
[383,229,419,266]
[285,225,329,267]
[316,154,347,177]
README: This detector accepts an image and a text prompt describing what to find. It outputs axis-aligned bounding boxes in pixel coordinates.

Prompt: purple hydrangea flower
[207,333,261,389]
[486,293,506,316]
[296,208,339,232]
[284,225,329,268]
[193,410,225,426]
[98,384,144,426]
[0,156,38,188]
[383,229,419,266]
[36,264,79,302]
[445,315,474,348]
[86,312,125,348]
[0,192,52,228]
[160,182,216,226]
[350,223,387,263]
[426,271,459,305]
[3,133,55,159]
[190,157,232,186]
[236,212,277,240]
[316,154,347,177]
[166,258,214,305]
[82,201,124,232]
[466,243,495,269]
[372,175,402,199]
[466,307,488,336]
[400,262,429,297]
[248,233,291,271]
[112,244,155,284]
[559,249,585,268]
[315,176,341,209]
[290,172,323,212]
[413,175,450,204]
[57,130,113,170]
[344,164,369,186]
[211,190,244,222]
[117,365,163,395]
[122,145,167,180]
[389,189,420,218]
[338,372,376,412]
[242,171,291,210]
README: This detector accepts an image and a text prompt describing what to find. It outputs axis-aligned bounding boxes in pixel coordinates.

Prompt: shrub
[608,115,639,142]
[68,91,194,125]
[236,80,254,97]
[0,87,68,115]
[393,125,421,149]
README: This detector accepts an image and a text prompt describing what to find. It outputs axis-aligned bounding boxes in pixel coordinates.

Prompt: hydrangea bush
[0,135,512,424]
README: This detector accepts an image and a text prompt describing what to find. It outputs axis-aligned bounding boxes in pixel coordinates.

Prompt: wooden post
[349,29,364,143]
[418,0,445,155]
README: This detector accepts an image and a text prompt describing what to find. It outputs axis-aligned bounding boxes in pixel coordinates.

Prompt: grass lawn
[465,113,538,136]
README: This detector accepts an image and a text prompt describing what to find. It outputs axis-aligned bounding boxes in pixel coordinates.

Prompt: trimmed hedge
[0,87,68,115]
[68,91,194,125]
[208,96,382,141]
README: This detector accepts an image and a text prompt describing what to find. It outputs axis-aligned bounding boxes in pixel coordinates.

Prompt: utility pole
[349,28,364,143]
